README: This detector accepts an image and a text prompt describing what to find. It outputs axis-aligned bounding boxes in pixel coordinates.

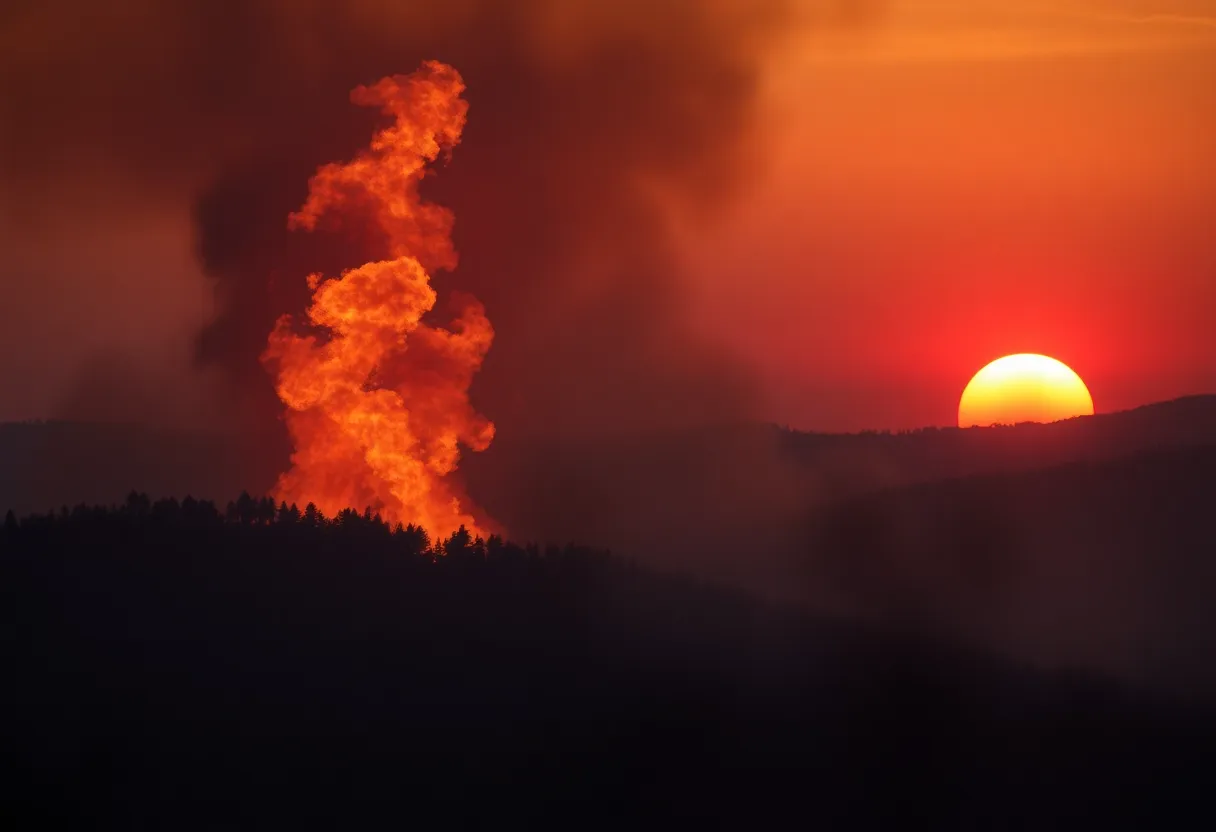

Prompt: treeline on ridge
[1,490,582,567]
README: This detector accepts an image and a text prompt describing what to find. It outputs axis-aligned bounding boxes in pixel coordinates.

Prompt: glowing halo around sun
[958,354,1094,428]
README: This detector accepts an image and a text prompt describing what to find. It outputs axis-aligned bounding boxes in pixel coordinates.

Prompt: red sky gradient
[1,1,1214,434]
[683,0,1216,431]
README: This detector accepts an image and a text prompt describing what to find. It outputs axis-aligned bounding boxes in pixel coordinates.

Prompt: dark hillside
[1,502,1213,828]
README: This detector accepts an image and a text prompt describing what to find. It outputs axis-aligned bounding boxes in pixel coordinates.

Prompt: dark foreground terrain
[2,499,1213,828]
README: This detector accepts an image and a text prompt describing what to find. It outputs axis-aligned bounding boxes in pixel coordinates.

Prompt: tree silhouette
[0,477,1213,829]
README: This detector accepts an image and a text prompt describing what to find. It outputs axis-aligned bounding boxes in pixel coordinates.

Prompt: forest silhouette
[2,484,1215,827]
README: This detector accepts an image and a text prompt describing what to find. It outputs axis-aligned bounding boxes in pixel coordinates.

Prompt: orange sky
[682,0,1216,430]
[1,0,1213,434]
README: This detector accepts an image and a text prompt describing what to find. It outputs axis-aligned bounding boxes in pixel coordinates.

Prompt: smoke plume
[0,0,864,530]
[178,1,797,444]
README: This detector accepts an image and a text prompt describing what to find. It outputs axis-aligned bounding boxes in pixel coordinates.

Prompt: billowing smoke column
[260,62,495,538]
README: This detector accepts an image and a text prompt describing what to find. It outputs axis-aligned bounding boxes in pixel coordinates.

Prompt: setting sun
[958,354,1094,428]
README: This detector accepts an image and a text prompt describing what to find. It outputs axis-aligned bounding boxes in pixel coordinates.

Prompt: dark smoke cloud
[0,1,892,440]
[185,0,790,440]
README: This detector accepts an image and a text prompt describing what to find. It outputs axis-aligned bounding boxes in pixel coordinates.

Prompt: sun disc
[958,354,1093,428]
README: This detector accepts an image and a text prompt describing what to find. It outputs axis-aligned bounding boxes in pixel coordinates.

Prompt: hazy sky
[1,0,1213,432]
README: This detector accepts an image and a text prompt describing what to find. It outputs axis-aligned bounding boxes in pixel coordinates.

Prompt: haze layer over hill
[3,396,1214,696]
[3,395,1213,521]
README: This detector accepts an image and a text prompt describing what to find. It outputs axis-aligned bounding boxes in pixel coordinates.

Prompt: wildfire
[261,61,495,539]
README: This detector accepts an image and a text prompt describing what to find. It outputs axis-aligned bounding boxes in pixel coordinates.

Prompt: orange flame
[261,61,495,539]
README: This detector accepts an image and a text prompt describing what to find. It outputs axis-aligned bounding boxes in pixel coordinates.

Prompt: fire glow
[261,61,495,539]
